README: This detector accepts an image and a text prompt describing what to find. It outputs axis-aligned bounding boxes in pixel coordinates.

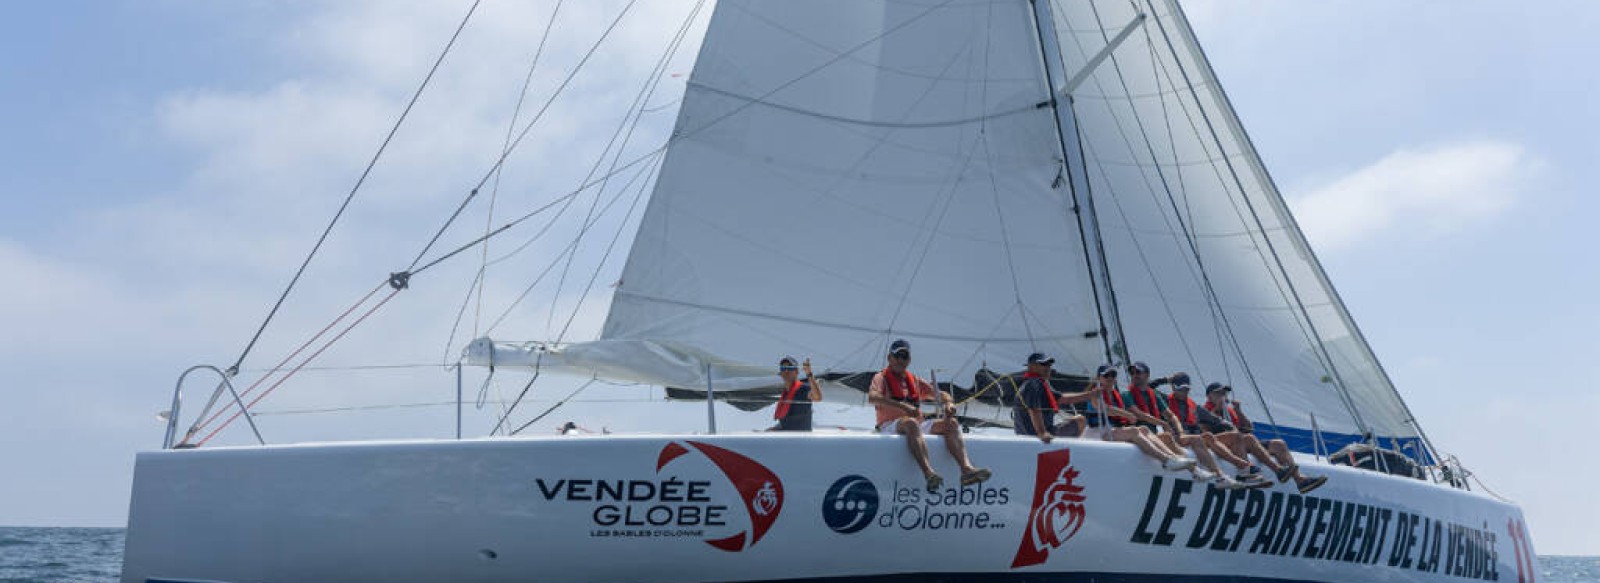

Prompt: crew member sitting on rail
[1125,364,1241,488]
[772,356,821,432]
[1084,364,1196,472]
[1166,379,1268,487]
[868,339,991,493]
[1011,352,1100,442]
[1203,383,1328,494]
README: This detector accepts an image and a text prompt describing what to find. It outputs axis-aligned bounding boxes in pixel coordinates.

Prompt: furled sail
[473,0,1431,460]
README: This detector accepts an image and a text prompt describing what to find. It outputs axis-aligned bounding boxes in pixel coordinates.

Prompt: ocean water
[0,527,1594,582]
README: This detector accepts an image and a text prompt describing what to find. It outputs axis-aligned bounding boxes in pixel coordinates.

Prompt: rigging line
[184,281,387,444]
[1082,0,1280,434]
[553,143,663,343]
[488,352,543,436]
[1162,0,1438,461]
[546,0,708,337]
[412,0,962,292]
[404,0,644,272]
[476,0,566,339]
[405,148,662,279]
[511,377,598,436]
[484,153,663,336]
[1137,18,1328,387]
[1134,0,1345,431]
[196,286,404,447]
[1145,0,1371,437]
[686,83,1039,129]
[1063,4,1210,373]
[228,0,481,377]
[1145,20,1232,391]
[1078,137,1202,373]
[1027,0,1120,366]
[443,268,483,366]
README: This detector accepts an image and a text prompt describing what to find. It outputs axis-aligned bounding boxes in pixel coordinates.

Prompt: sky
[2,0,1596,556]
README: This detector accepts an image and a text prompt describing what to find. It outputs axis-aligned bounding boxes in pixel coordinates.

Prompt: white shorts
[877,418,937,435]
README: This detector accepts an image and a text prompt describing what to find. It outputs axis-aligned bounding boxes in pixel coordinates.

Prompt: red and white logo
[1011,448,1086,568]
[657,441,785,552]
[1507,517,1536,583]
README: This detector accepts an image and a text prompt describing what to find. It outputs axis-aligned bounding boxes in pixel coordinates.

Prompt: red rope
[184,282,386,442]
[197,288,402,447]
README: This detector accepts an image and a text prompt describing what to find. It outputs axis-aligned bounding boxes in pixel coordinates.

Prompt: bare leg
[1265,439,1305,480]
[1110,427,1174,462]
[896,418,935,477]
[1236,434,1284,473]
[1176,434,1222,474]
[931,419,976,474]
[1206,433,1252,470]
[1141,428,1184,458]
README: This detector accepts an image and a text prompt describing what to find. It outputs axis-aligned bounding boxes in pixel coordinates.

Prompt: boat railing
[163,365,265,449]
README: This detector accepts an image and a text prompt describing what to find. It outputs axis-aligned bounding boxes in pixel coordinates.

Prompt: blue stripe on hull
[1250,423,1431,465]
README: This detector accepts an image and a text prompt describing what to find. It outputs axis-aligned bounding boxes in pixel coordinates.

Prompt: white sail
[485,0,1429,458]
[1047,0,1425,455]
[597,0,1108,387]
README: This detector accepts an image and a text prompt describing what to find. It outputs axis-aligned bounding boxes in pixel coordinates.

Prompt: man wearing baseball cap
[868,338,990,493]
[1203,383,1327,494]
[1011,352,1100,443]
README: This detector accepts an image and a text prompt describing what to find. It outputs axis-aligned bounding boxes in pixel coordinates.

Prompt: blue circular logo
[822,475,879,534]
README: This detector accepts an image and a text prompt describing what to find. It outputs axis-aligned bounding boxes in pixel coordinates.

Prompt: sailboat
[122,1,1537,581]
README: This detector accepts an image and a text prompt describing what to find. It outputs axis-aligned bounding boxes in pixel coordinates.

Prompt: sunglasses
[779,366,798,372]
[891,352,911,360]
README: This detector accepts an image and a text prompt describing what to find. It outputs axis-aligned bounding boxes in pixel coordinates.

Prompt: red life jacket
[774,380,806,420]
[1128,384,1162,418]
[1169,395,1197,426]
[881,368,921,403]
[1098,385,1131,426]
[1204,401,1242,427]
[1021,372,1060,410]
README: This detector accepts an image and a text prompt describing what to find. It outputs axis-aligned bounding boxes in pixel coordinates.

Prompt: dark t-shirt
[775,381,813,431]
[1011,376,1055,436]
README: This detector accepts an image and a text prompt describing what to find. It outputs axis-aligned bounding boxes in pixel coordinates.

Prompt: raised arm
[803,359,822,401]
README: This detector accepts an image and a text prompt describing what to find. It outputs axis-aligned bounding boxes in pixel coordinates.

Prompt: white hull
[123,434,1534,583]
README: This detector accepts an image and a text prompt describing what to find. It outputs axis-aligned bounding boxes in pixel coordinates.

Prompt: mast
[1027,0,1128,366]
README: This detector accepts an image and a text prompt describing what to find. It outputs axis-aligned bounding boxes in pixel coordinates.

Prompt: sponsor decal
[821,475,1010,534]
[1011,448,1086,569]
[1130,475,1503,581]
[822,475,879,534]
[1507,518,1535,583]
[534,440,783,552]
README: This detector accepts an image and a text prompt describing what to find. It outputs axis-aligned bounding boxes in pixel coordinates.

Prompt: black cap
[779,355,798,367]
[1026,352,1056,366]
[888,339,910,356]
[1169,372,1191,386]
[1095,364,1119,377]
[1205,382,1231,395]
[1128,361,1150,374]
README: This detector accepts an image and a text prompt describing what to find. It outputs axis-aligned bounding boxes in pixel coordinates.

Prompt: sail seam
[613,290,1093,344]
[686,82,1039,129]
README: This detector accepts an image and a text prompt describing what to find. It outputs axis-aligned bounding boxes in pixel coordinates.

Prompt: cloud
[1289,140,1537,250]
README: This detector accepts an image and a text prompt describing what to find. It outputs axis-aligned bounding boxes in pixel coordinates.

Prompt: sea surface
[1,526,1595,582]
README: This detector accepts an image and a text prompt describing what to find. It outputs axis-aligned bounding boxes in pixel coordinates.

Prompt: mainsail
[472,0,1432,461]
